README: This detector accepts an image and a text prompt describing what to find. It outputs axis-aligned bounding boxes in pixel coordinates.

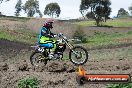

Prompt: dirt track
[0,39,132,88]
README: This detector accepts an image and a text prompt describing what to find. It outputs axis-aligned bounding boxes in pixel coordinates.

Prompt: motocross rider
[38,19,56,59]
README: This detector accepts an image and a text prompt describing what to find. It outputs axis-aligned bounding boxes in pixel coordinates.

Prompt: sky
[0,0,132,19]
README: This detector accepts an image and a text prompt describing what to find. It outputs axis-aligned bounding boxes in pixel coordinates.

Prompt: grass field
[0,29,38,44]
[83,31,132,49]
[75,18,132,27]
[0,17,132,48]
[0,16,31,22]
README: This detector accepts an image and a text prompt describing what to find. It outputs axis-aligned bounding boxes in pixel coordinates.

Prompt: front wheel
[69,46,89,65]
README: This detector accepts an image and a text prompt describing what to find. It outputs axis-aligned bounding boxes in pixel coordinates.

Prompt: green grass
[80,31,132,49]
[63,53,69,60]
[74,21,96,27]
[0,16,30,22]
[75,19,132,27]
[18,77,39,88]
[1,29,132,50]
[106,83,132,88]
[0,29,38,44]
[103,21,132,27]
[0,16,132,49]
[90,46,132,61]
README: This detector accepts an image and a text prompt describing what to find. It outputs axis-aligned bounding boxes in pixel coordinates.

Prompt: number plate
[38,47,45,52]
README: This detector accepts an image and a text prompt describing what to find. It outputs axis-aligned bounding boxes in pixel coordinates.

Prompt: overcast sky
[0,0,132,19]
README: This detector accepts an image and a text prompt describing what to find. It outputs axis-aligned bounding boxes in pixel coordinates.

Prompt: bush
[17,77,40,88]
[73,25,87,43]
[106,83,132,88]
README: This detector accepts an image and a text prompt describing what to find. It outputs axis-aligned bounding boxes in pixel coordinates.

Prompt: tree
[80,0,111,26]
[23,0,42,17]
[0,12,1,15]
[129,4,132,16]
[15,0,22,16]
[44,3,61,18]
[73,25,87,43]
[37,10,43,17]
[0,0,9,4]
[117,8,129,18]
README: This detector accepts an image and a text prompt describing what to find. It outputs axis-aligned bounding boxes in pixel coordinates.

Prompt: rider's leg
[39,36,56,50]
[50,38,57,52]
[39,43,54,59]
[39,43,53,48]
[39,36,57,59]
[39,36,49,44]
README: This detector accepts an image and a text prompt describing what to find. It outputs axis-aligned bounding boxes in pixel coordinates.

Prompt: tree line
[0,0,61,18]
[79,0,132,26]
[14,0,61,18]
[0,0,132,26]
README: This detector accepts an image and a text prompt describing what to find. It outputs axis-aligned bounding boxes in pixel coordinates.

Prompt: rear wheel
[30,52,47,67]
[69,46,88,65]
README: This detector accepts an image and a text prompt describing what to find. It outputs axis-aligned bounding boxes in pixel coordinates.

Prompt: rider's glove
[48,34,54,38]
[58,33,63,37]
[53,34,57,37]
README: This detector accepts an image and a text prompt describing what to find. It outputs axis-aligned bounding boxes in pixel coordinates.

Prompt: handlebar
[57,33,81,42]
[68,39,81,42]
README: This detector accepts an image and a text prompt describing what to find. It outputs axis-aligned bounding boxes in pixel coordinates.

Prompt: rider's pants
[39,36,56,51]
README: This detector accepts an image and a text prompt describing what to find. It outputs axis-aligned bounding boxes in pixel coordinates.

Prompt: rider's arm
[50,32,56,38]
[41,27,56,38]
[41,27,51,37]
[46,28,56,38]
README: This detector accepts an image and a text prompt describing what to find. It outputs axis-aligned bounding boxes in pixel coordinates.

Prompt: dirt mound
[17,60,29,71]
[46,61,76,73]
[30,61,77,73]
[0,62,9,71]
[0,60,76,73]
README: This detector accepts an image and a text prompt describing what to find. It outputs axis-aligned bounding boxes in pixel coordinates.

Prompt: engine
[55,39,66,53]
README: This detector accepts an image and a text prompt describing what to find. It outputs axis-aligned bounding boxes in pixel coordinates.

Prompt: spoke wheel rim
[32,53,45,67]
[71,48,86,64]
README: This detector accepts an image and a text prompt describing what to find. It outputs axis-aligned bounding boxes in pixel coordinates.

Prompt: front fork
[66,42,80,57]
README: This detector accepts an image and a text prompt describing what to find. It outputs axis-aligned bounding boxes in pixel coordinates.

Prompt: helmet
[43,19,54,29]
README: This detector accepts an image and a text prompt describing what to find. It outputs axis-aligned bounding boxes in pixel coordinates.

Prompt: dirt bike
[30,33,89,67]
